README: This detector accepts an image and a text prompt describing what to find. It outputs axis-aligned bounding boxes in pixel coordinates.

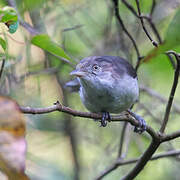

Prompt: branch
[121,0,162,44]
[111,0,141,64]
[19,102,158,139]
[118,122,128,158]
[119,149,180,164]
[160,51,180,133]
[166,53,176,69]
[121,0,138,17]
[135,0,158,47]
[121,139,160,180]
[0,59,5,80]
[95,163,118,180]
[95,149,180,179]
[143,15,162,44]
[150,0,156,16]
[148,0,162,43]
[162,130,180,142]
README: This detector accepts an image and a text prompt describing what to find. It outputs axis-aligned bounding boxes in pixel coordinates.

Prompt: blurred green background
[0,0,180,179]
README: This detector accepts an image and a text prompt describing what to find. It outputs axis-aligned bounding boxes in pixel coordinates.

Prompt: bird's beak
[70,69,86,77]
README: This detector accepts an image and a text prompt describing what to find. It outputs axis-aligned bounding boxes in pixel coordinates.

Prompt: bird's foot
[127,110,146,134]
[100,112,111,127]
[133,114,146,134]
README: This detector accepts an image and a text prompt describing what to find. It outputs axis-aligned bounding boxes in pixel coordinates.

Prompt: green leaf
[144,9,180,62]
[0,37,6,51]
[31,34,72,62]
[0,7,18,23]
[0,6,18,33]
[1,12,18,23]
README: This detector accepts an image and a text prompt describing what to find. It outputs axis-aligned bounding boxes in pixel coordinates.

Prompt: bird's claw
[100,112,111,127]
[133,114,146,134]
[127,110,146,134]
[54,101,60,105]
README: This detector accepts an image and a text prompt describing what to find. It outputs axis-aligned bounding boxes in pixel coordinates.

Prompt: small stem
[160,51,180,133]
[112,0,141,61]
[150,0,156,17]
[121,0,162,45]
[118,122,128,158]
[0,59,5,80]
[135,0,158,47]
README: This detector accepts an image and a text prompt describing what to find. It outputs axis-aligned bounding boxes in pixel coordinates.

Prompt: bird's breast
[79,75,139,113]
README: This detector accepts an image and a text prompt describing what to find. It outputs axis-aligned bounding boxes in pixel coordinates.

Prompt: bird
[70,56,146,133]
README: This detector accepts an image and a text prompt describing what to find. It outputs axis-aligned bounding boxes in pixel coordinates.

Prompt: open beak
[70,69,86,77]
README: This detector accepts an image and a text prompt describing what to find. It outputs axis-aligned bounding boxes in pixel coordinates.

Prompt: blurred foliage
[31,34,72,62]
[0,37,6,51]
[0,6,18,33]
[0,96,29,179]
[0,0,180,180]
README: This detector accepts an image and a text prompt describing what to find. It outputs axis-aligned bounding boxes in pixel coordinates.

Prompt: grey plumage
[70,56,139,114]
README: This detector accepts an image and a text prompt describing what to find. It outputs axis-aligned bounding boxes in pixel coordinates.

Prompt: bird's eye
[92,64,99,71]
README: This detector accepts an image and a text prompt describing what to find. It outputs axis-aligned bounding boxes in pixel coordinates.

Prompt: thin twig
[121,0,162,44]
[162,130,180,142]
[118,122,128,158]
[50,53,75,67]
[0,59,5,80]
[141,15,162,44]
[118,149,180,165]
[121,0,138,17]
[166,53,176,70]
[149,0,162,43]
[95,163,118,180]
[19,102,158,139]
[135,0,158,47]
[95,149,180,179]
[150,0,156,16]
[111,0,141,63]
[160,51,180,133]
[20,102,180,143]
[62,24,84,32]
[20,99,180,141]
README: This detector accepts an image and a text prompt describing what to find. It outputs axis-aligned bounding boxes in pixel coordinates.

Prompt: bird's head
[70,56,116,86]
[70,55,137,88]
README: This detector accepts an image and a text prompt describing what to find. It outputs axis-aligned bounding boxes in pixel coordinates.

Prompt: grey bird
[70,56,146,132]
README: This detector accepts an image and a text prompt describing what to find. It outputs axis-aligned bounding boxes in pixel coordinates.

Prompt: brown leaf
[0,97,30,180]
[0,96,25,137]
